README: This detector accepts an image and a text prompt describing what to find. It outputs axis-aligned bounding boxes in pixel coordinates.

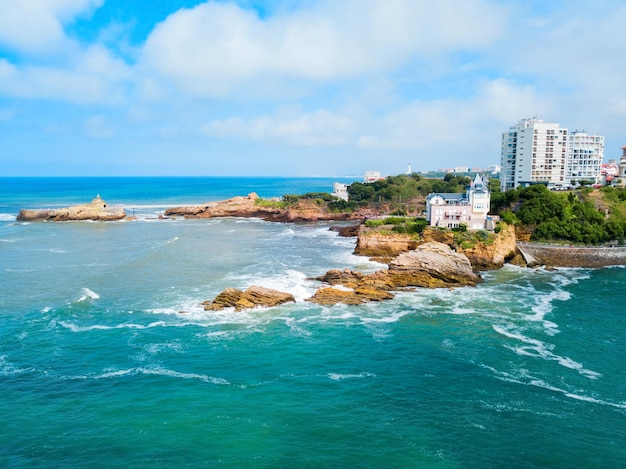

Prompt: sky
[0,0,625,177]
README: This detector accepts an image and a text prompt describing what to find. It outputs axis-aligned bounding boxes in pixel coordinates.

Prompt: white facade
[500,118,568,191]
[501,118,606,191]
[426,174,491,230]
[331,182,350,201]
[363,171,385,183]
[566,131,604,186]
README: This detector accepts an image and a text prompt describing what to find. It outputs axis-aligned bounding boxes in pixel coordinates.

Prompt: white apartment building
[566,131,604,186]
[500,118,568,191]
[501,118,605,191]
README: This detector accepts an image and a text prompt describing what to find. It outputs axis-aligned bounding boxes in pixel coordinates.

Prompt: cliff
[164,193,373,222]
[17,196,126,222]
[353,223,520,270]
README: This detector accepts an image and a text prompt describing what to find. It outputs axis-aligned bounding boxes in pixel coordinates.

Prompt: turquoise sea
[1,177,625,468]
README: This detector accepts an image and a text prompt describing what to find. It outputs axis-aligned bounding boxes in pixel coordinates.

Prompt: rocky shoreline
[17,194,626,311]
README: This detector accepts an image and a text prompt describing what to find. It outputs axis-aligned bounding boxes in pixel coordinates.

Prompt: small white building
[363,171,385,183]
[331,182,350,201]
[426,174,492,230]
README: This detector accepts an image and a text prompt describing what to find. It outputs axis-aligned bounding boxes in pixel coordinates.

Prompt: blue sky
[1,0,625,176]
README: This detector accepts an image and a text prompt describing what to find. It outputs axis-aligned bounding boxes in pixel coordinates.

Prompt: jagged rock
[386,242,482,288]
[306,286,394,305]
[354,226,419,258]
[329,224,361,237]
[17,196,126,222]
[315,268,365,288]
[204,286,295,312]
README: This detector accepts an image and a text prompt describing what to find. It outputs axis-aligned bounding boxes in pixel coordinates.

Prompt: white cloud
[0,46,131,104]
[84,115,114,138]
[204,107,357,145]
[0,0,103,54]
[140,0,508,97]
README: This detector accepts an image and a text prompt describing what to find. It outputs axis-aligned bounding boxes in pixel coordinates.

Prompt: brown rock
[315,269,365,288]
[204,286,295,312]
[354,226,419,258]
[329,224,361,237]
[455,224,519,270]
[17,196,126,222]
[305,286,394,306]
[387,242,482,288]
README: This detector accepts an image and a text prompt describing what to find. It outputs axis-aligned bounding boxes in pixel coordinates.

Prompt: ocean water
[1,177,625,468]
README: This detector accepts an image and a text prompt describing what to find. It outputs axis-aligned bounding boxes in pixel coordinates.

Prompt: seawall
[517,242,626,268]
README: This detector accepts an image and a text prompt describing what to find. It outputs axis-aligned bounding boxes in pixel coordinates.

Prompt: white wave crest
[59,320,167,332]
[327,372,376,381]
[492,325,601,379]
[76,288,100,302]
[80,366,231,385]
[484,365,626,410]
[0,213,16,221]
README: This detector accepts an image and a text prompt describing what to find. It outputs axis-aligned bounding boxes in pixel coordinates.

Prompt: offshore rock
[309,242,479,305]
[203,286,295,312]
[314,268,365,288]
[386,242,482,288]
[329,224,361,237]
[165,194,371,222]
[305,286,394,306]
[16,196,126,222]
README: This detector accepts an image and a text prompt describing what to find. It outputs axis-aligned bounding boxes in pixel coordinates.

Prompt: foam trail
[493,325,601,379]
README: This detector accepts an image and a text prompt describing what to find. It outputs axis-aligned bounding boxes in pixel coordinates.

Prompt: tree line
[491,184,626,245]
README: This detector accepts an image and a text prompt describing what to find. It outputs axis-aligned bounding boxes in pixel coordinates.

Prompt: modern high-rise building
[500,117,567,191]
[566,131,605,186]
[500,118,605,191]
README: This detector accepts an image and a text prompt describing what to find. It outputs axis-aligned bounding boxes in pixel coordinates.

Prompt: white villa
[426,174,492,230]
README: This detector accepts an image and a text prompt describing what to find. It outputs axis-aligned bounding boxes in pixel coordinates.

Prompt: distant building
[500,117,605,191]
[331,182,350,201]
[566,131,604,186]
[489,164,501,174]
[500,117,568,191]
[426,174,492,230]
[363,171,385,183]
[600,161,618,186]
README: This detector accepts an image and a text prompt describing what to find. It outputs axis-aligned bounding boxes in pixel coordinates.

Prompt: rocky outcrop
[385,242,482,288]
[455,224,519,270]
[329,224,361,237]
[165,193,370,223]
[306,286,395,305]
[17,196,126,222]
[354,224,520,270]
[203,286,295,311]
[307,242,481,305]
[354,226,419,259]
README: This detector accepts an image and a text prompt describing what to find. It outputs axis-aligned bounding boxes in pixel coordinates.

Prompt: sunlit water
[1,178,625,467]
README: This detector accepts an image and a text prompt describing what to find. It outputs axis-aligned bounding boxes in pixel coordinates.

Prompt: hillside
[491,185,626,245]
